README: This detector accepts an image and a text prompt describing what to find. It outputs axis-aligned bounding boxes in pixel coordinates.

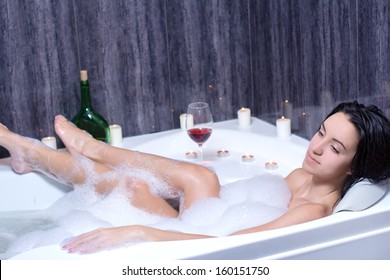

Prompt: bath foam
[0,210,60,259]
[0,171,290,258]
[157,174,291,236]
[0,163,175,259]
[47,166,174,229]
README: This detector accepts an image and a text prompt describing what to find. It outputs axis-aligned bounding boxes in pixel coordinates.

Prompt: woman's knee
[200,166,220,193]
[185,164,220,197]
[129,180,152,197]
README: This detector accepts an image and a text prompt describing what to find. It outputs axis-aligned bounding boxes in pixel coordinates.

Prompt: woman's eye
[318,130,324,137]
[331,146,340,154]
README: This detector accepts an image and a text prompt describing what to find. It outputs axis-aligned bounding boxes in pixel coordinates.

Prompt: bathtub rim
[9,198,390,260]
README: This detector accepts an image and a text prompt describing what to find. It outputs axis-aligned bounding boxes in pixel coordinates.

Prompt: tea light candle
[242,154,255,162]
[217,150,230,158]
[185,151,198,159]
[265,161,278,170]
[276,116,291,138]
[41,136,57,149]
[180,113,194,130]
[237,107,251,127]
[109,124,123,147]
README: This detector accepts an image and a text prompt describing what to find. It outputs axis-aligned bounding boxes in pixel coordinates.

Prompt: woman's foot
[54,115,98,157]
[0,123,40,173]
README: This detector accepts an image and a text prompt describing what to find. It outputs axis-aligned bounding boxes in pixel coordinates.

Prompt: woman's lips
[306,153,320,165]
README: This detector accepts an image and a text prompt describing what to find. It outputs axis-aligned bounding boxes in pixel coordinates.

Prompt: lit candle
[242,154,255,162]
[237,107,251,127]
[180,113,194,130]
[265,161,278,170]
[281,99,293,120]
[185,150,198,159]
[217,150,230,158]
[109,124,123,147]
[41,136,57,149]
[298,112,311,136]
[276,116,291,138]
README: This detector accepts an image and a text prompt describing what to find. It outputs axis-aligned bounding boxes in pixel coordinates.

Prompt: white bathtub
[1,117,389,260]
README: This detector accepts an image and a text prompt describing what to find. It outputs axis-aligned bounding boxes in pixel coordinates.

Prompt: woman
[1,101,389,254]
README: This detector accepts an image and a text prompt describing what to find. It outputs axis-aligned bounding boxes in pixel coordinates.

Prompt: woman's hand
[62,225,213,254]
[62,225,144,254]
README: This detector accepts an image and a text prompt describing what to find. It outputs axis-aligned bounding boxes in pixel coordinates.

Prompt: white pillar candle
[41,136,57,149]
[237,107,251,127]
[180,113,194,130]
[109,124,123,147]
[276,117,291,138]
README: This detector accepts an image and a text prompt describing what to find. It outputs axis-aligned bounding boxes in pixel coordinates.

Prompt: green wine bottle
[72,70,111,143]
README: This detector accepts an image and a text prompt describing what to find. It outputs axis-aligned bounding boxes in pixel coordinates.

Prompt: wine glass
[186,102,213,162]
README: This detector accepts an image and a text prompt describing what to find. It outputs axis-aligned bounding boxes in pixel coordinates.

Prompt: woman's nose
[312,141,324,155]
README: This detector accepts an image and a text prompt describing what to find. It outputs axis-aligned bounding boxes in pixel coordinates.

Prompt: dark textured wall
[1,0,389,158]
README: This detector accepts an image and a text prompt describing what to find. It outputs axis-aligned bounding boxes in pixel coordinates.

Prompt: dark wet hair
[324,101,390,197]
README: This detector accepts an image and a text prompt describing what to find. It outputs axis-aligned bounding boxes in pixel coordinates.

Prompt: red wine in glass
[187,127,213,145]
[186,102,213,161]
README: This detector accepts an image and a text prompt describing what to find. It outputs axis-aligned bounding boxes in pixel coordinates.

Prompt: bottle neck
[80,80,92,109]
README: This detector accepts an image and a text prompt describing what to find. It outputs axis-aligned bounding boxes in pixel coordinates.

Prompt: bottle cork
[80,70,88,81]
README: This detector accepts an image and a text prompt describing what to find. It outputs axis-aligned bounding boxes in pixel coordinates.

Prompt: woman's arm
[62,202,327,254]
[232,202,328,235]
[62,225,215,254]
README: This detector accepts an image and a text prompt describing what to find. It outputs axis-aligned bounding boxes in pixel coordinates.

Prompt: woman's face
[303,112,359,182]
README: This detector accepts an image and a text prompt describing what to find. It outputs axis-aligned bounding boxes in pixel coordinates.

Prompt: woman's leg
[1,118,220,215]
[0,123,180,217]
[54,115,221,210]
[0,123,129,190]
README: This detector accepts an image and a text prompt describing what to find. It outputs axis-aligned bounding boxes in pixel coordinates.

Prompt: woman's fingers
[61,226,143,254]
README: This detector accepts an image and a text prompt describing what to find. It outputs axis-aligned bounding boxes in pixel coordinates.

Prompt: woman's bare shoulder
[284,168,310,192]
[286,168,306,177]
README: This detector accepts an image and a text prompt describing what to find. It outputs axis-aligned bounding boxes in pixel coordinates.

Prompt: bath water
[0,171,290,259]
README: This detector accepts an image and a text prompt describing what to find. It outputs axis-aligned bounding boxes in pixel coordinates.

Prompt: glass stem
[198,144,203,162]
